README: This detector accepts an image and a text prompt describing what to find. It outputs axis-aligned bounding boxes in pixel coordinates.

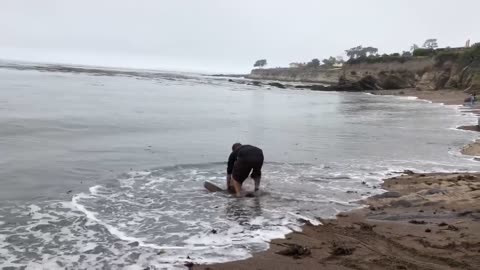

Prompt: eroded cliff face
[415,62,480,92]
[247,67,341,84]
[342,58,434,90]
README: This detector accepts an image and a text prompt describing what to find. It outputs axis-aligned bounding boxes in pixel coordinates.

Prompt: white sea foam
[55,162,395,268]
[2,158,479,269]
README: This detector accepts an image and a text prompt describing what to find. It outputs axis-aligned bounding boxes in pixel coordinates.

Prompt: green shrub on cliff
[459,43,480,68]
[413,48,436,57]
[322,57,337,67]
[431,46,480,68]
[347,54,411,64]
[345,46,378,59]
[434,50,460,67]
[306,58,320,68]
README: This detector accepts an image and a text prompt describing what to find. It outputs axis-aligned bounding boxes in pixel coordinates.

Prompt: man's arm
[226,174,232,190]
[226,152,235,189]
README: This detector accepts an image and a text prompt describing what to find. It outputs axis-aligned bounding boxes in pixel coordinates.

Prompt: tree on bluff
[423,39,438,49]
[322,56,337,67]
[345,46,378,59]
[306,58,320,68]
[253,59,267,68]
[402,51,412,57]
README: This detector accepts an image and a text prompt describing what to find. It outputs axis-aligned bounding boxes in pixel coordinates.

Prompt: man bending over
[226,143,264,197]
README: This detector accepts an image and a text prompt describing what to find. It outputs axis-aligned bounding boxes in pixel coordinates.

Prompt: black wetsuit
[227,145,264,183]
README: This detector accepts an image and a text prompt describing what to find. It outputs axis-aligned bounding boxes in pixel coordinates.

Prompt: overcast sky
[1,0,478,73]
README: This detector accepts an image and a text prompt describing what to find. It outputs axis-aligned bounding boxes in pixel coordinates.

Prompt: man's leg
[231,177,242,197]
[253,177,261,192]
[231,160,249,197]
[250,156,264,192]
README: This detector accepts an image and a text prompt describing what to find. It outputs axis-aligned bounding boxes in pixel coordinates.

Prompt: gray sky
[1,0,478,73]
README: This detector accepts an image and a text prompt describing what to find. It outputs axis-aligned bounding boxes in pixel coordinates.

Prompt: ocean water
[0,66,479,269]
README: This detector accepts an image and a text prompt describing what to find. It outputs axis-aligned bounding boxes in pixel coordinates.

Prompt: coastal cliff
[247,67,341,84]
[342,57,434,89]
[248,45,480,92]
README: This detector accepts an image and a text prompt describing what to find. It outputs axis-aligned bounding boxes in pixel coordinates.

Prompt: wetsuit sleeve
[227,152,236,174]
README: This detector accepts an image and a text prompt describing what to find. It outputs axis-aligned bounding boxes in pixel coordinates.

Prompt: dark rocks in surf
[31,224,55,232]
[372,191,401,199]
[267,82,287,89]
[276,243,312,258]
[293,75,381,92]
[458,125,480,132]
[446,225,459,231]
[425,188,447,195]
[391,199,413,208]
[236,74,384,92]
[128,241,139,247]
[409,220,427,225]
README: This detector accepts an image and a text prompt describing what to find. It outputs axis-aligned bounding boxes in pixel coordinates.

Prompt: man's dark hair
[232,143,242,151]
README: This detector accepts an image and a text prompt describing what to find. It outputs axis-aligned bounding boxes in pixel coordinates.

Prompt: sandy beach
[196,89,480,270]
[370,89,470,105]
[197,172,480,270]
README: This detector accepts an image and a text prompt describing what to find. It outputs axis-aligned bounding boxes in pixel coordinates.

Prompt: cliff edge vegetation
[342,44,480,91]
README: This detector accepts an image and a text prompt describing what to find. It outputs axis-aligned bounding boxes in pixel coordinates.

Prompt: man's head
[232,143,242,151]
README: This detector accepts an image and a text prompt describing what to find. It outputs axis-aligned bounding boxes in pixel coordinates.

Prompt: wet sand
[196,172,480,270]
[195,89,480,270]
[462,140,480,156]
[370,89,469,105]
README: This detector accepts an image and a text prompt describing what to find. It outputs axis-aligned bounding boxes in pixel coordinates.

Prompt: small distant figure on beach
[464,93,477,106]
[226,143,264,197]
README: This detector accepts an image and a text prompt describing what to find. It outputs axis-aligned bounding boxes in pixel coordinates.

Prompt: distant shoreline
[0,58,220,78]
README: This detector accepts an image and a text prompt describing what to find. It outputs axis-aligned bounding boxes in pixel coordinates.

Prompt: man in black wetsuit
[226,143,264,197]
